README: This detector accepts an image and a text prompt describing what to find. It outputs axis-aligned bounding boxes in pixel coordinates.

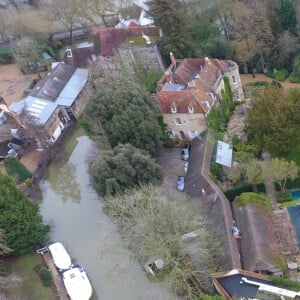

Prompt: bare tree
[13,36,45,72]
[17,109,51,151]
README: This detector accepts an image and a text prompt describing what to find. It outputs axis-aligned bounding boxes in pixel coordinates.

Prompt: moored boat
[48,242,72,271]
[62,265,93,300]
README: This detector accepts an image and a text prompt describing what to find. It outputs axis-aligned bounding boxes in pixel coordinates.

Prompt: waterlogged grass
[5,254,56,300]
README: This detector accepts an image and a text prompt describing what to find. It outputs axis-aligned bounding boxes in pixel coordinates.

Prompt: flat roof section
[216,140,233,167]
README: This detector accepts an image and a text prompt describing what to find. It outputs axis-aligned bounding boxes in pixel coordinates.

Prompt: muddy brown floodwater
[40,125,180,300]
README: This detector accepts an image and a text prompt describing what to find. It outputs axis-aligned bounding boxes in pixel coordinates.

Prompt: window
[179,131,185,140]
[188,106,194,113]
[175,118,182,125]
[171,106,177,113]
[232,75,237,84]
[66,49,73,58]
[234,90,241,100]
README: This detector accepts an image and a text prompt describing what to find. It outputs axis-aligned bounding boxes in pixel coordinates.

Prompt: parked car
[181,143,191,161]
[177,175,185,192]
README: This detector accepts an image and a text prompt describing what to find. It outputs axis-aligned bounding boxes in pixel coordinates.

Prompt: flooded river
[40,126,179,300]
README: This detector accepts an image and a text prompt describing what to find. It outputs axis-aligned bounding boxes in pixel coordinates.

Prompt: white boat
[62,265,93,300]
[48,242,72,271]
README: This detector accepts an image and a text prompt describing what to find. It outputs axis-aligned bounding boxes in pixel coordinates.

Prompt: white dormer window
[66,49,72,58]
[188,106,194,113]
[202,101,210,109]
[171,106,177,113]
[232,75,237,84]
[207,92,215,100]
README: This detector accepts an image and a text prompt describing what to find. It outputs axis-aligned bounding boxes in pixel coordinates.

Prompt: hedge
[224,183,266,202]
[4,157,32,184]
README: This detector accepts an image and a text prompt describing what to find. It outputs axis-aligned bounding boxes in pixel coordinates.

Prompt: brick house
[155,53,243,141]
[9,63,88,143]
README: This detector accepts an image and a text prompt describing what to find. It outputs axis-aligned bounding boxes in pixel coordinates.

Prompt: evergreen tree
[279,0,297,34]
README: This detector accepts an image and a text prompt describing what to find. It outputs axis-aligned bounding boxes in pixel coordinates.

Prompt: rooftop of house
[30,63,76,101]
[63,46,95,68]
[214,269,276,299]
[156,87,213,114]
[232,202,278,273]
[9,63,89,125]
[214,269,300,299]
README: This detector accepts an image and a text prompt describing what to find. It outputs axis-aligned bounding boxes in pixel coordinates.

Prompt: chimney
[205,57,210,65]
[170,52,176,66]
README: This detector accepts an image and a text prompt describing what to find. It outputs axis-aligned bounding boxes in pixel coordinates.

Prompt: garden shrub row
[4,157,32,184]
[224,183,266,202]
[266,69,289,81]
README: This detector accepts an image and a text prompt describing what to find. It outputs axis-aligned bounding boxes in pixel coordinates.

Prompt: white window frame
[171,106,177,113]
[188,106,194,113]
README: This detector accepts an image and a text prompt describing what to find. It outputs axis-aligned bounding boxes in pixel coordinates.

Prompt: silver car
[177,175,185,192]
[181,143,191,161]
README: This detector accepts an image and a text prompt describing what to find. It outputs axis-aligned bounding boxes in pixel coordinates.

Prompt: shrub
[4,157,32,184]
[211,162,225,181]
[276,191,293,203]
[269,275,300,292]
[274,69,289,81]
[224,183,266,202]
[38,266,52,287]
[289,74,300,83]
[275,177,300,191]
[245,81,271,87]
[266,69,289,82]
[234,192,272,212]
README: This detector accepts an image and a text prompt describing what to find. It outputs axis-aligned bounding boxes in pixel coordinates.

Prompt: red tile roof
[172,59,205,85]
[92,26,160,56]
[156,87,213,114]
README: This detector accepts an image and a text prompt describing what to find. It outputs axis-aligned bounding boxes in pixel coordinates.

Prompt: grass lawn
[125,35,159,46]
[280,199,300,207]
[4,254,56,300]
[284,144,300,166]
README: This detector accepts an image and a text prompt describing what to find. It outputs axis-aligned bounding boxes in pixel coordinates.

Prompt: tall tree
[85,66,165,156]
[13,36,45,72]
[0,174,49,255]
[90,144,163,196]
[247,87,300,155]
[279,0,297,34]
[245,158,263,192]
[231,0,273,72]
[50,0,84,44]
[146,0,197,58]
[262,158,299,191]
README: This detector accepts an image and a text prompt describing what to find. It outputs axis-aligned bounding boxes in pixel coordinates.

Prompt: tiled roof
[172,59,205,85]
[197,59,221,87]
[156,88,212,114]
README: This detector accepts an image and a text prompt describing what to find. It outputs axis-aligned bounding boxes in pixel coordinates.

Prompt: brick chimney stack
[170,52,176,65]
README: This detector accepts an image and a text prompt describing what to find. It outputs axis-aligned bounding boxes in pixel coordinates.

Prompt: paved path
[41,252,69,300]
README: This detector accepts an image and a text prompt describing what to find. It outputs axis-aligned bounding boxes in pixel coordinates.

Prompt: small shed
[215,141,233,167]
